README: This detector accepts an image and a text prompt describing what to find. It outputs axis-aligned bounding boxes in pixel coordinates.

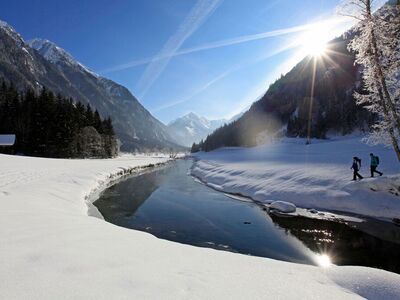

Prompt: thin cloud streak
[100,17,349,74]
[223,56,297,120]
[135,0,223,98]
[152,69,230,113]
[150,15,355,115]
[152,42,295,113]
[223,23,352,120]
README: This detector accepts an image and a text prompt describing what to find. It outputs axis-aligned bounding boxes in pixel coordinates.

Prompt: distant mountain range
[0,20,182,151]
[168,112,243,147]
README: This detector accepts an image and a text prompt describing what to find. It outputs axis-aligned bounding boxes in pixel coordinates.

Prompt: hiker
[370,153,383,177]
[351,156,363,181]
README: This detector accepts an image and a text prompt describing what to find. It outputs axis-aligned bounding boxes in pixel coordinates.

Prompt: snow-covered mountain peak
[168,113,229,146]
[0,20,182,151]
[167,110,248,147]
[0,19,24,47]
[28,38,99,77]
[28,38,74,64]
[181,112,211,127]
[0,20,12,30]
[184,112,201,120]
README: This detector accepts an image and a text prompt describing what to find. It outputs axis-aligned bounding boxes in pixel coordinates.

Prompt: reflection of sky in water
[95,160,400,273]
[95,160,315,265]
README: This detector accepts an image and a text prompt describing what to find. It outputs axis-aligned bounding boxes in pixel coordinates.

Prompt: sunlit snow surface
[192,136,400,220]
[0,151,399,299]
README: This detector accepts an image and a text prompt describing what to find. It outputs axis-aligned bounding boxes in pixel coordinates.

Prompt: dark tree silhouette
[0,79,117,158]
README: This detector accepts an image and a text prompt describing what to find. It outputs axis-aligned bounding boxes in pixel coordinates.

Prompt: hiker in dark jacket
[370,153,383,177]
[351,156,363,181]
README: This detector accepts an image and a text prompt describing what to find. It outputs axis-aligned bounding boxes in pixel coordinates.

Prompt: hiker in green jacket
[370,153,383,177]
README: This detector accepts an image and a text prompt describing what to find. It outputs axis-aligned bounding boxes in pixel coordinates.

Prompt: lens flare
[315,254,332,267]
[295,23,331,58]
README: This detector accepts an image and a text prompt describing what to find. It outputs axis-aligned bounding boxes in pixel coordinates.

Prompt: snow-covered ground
[192,137,400,221]
[1,152,400,299]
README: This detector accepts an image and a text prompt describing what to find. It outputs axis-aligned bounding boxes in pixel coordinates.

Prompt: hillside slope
[197,34,374,151]
[168,112,227,147]
[0,20,180,151]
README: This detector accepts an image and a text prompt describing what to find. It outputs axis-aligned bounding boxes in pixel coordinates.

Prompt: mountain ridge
[0,20,182,151]
[194,33,373,151]
[168,112,243,147]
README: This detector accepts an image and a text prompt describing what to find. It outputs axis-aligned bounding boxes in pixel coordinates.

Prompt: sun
[315,254,332,267]
[297,25,329,57]
[302,38,327,57]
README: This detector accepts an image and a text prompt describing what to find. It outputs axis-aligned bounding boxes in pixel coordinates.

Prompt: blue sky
[1,0,360,123]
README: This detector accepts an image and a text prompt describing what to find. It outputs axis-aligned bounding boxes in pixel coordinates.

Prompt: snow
[0,19,24,47]
[28,39,74,64]
[270,200,297,213]
[168,112,228,146]
[185,125,195,136]
[27,38,99,78]
[169,112,213,130]
[192,136,400,221]
[1,152,400,299]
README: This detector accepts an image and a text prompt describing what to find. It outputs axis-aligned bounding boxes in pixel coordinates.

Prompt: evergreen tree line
[0,79,117,158]
[190,109,282,153]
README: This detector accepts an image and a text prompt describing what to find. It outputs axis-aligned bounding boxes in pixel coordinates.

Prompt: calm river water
[94,159,400,273]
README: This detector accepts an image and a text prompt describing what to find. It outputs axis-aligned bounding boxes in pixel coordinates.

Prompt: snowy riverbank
[1,152,400,299]
[192,137,400,221]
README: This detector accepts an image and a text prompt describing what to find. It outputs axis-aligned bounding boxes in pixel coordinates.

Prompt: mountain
[228,111,246,123]
[196,33,375,152]
[195,2,400,152]
[167,112,229,147]
[168,111,247,147]
[0,20,181,151]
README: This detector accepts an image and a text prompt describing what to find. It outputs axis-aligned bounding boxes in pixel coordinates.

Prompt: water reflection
[270,214,400,273]
[94,160,400,274]
[95,161,315,265]
[95,168,165,225]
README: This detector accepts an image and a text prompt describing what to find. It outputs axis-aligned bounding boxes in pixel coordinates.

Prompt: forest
[0,79,117,158]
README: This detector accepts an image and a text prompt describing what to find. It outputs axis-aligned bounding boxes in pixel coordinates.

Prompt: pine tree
[102,117,116,157]
[0,80,117,158]
[75,102,86,129]
[85,104,94,127]
[93,110,103,133]
[102,117,114,135]
[191,143,199,153]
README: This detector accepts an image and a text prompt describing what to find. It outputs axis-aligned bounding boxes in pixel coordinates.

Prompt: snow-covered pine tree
[342,0,400,160]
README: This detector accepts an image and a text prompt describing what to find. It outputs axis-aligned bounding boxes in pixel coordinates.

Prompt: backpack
[376,156,380,165]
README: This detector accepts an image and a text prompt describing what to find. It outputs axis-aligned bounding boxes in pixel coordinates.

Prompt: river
[94,159,400,273]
